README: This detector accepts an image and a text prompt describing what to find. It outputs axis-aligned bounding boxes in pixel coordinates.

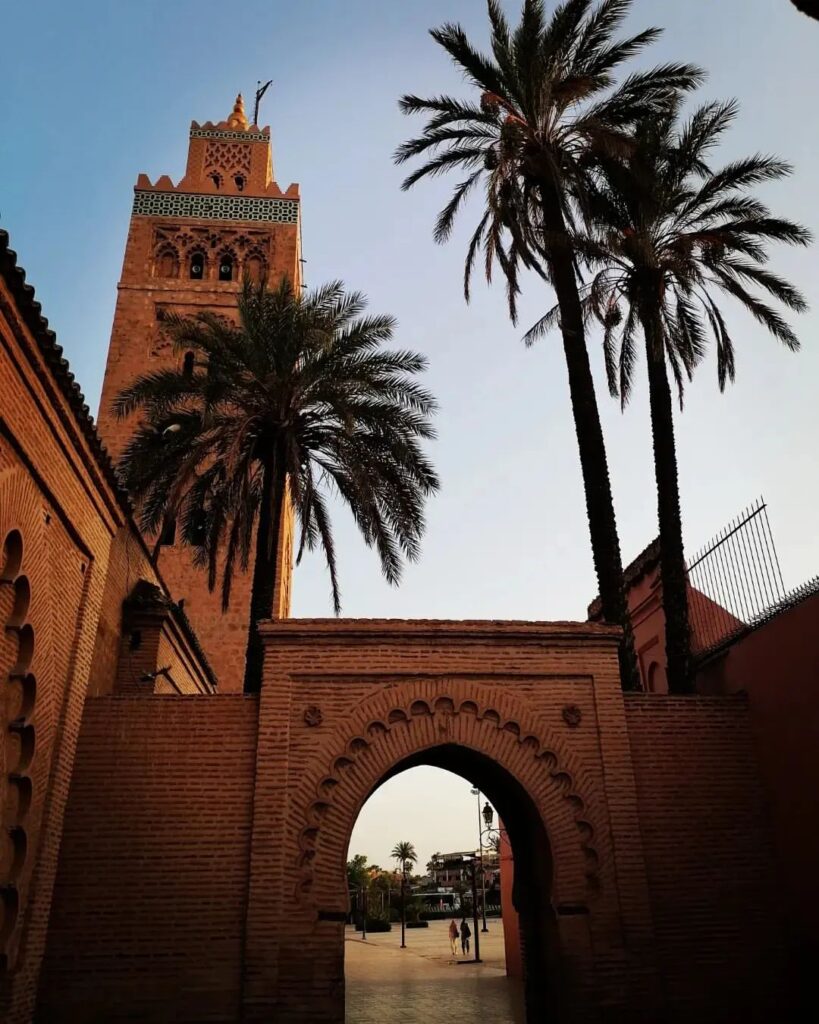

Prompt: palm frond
[114,280,440,627]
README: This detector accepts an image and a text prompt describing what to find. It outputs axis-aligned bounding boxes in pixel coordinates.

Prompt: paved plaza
[345,918,525,1023]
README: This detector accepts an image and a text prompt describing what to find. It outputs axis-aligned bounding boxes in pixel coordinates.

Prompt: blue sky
[2,0,818,868]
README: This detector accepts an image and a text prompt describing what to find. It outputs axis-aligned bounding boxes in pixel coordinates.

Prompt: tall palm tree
[391,841,417,948]
[790,1,819,20]
[533,98,810,691]
[396,0,702,689]
[114,278,439,693]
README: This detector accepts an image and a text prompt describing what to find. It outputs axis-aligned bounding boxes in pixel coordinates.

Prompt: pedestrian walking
[460,918,471,957]
[448,918,458,955]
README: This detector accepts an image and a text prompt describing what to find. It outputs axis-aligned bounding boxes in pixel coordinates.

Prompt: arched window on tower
[190,508,208,547]
[209,172,222,190]
[182,352,195,378]
[156,248,179,279]
[158,517,177,547]
[234,174,246,192]
[218,254,234,282]
[245,253,266,285]
[189,252,206,280]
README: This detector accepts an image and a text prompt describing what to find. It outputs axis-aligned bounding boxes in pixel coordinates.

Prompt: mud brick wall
[37,695,258,1024]
[625,695,785,1023]
[1,261,135,1022]
[697,591,819,993]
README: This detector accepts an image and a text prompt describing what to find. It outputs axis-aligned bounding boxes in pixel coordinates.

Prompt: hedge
[420,906,503,921]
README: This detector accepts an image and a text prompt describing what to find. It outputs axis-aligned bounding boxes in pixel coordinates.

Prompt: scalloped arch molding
[293,681,601,913]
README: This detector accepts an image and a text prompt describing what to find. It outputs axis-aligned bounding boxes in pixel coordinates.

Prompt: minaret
[97,96,299,690]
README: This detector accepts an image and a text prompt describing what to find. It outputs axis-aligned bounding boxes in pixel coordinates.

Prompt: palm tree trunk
[244,444,287,694]
[538,187,639,690]
[639,305,692,694]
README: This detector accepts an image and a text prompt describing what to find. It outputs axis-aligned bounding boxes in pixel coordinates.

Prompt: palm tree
[396,0,702,689]
[536,98,810,691]
[391,841,418,948]
[114,278,439,693]
[790,1,819,20]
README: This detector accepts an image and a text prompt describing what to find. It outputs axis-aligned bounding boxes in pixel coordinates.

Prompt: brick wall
[697,591,819,998]
[1,233,216,1021]
[1,261,126,1021]
[34,622,791,1024]
[37,695,258,1023]
[625,695,785,1022]
[85,527,153,696]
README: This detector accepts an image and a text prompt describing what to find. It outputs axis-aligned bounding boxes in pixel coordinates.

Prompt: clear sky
[2,1,817,868]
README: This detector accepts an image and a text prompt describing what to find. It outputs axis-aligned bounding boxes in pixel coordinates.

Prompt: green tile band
[190,128,268,143]
[133,190,299,223]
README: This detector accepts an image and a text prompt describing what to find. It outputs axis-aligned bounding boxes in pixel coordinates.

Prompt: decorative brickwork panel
[133,191,298,223]
[0,432,98,1024]
[0,461,86,981]
[152,225,273,260]
[204,142,252,179]
[190,128,268,143]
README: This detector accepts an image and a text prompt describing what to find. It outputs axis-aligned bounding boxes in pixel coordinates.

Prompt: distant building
[428,848,500,890]
[428,850,473,887]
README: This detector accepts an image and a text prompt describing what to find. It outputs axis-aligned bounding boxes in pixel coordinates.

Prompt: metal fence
[686,497,788,657]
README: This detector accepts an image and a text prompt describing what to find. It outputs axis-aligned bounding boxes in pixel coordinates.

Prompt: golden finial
[227,93,249,130]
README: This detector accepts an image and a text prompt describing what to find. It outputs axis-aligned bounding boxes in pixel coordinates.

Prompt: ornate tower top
[97,102,300,688]
[227,93,249,130]
[128,98,300,222]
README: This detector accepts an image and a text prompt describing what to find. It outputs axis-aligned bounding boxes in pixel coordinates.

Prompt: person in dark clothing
[460,918,471,956]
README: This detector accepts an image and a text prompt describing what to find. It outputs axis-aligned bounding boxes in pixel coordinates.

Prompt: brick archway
[295,680,600,919]
[35,617,781,1024]
[243,621,659,1024]
[270,681,603,1024]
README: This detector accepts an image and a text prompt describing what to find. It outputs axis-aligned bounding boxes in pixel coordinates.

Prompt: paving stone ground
[345,918,525,1023]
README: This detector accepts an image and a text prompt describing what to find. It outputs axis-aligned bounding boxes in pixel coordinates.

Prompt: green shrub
[365,918,391,932]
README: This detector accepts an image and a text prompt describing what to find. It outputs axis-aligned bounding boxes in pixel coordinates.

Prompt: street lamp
[477,799,507,925]
[399,860,410,949]
[483,801,494,830]
[470,788,489,933]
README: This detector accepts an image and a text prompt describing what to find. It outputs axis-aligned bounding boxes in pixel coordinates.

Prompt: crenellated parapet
[133,172,299,198]
[130,94,300,223]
